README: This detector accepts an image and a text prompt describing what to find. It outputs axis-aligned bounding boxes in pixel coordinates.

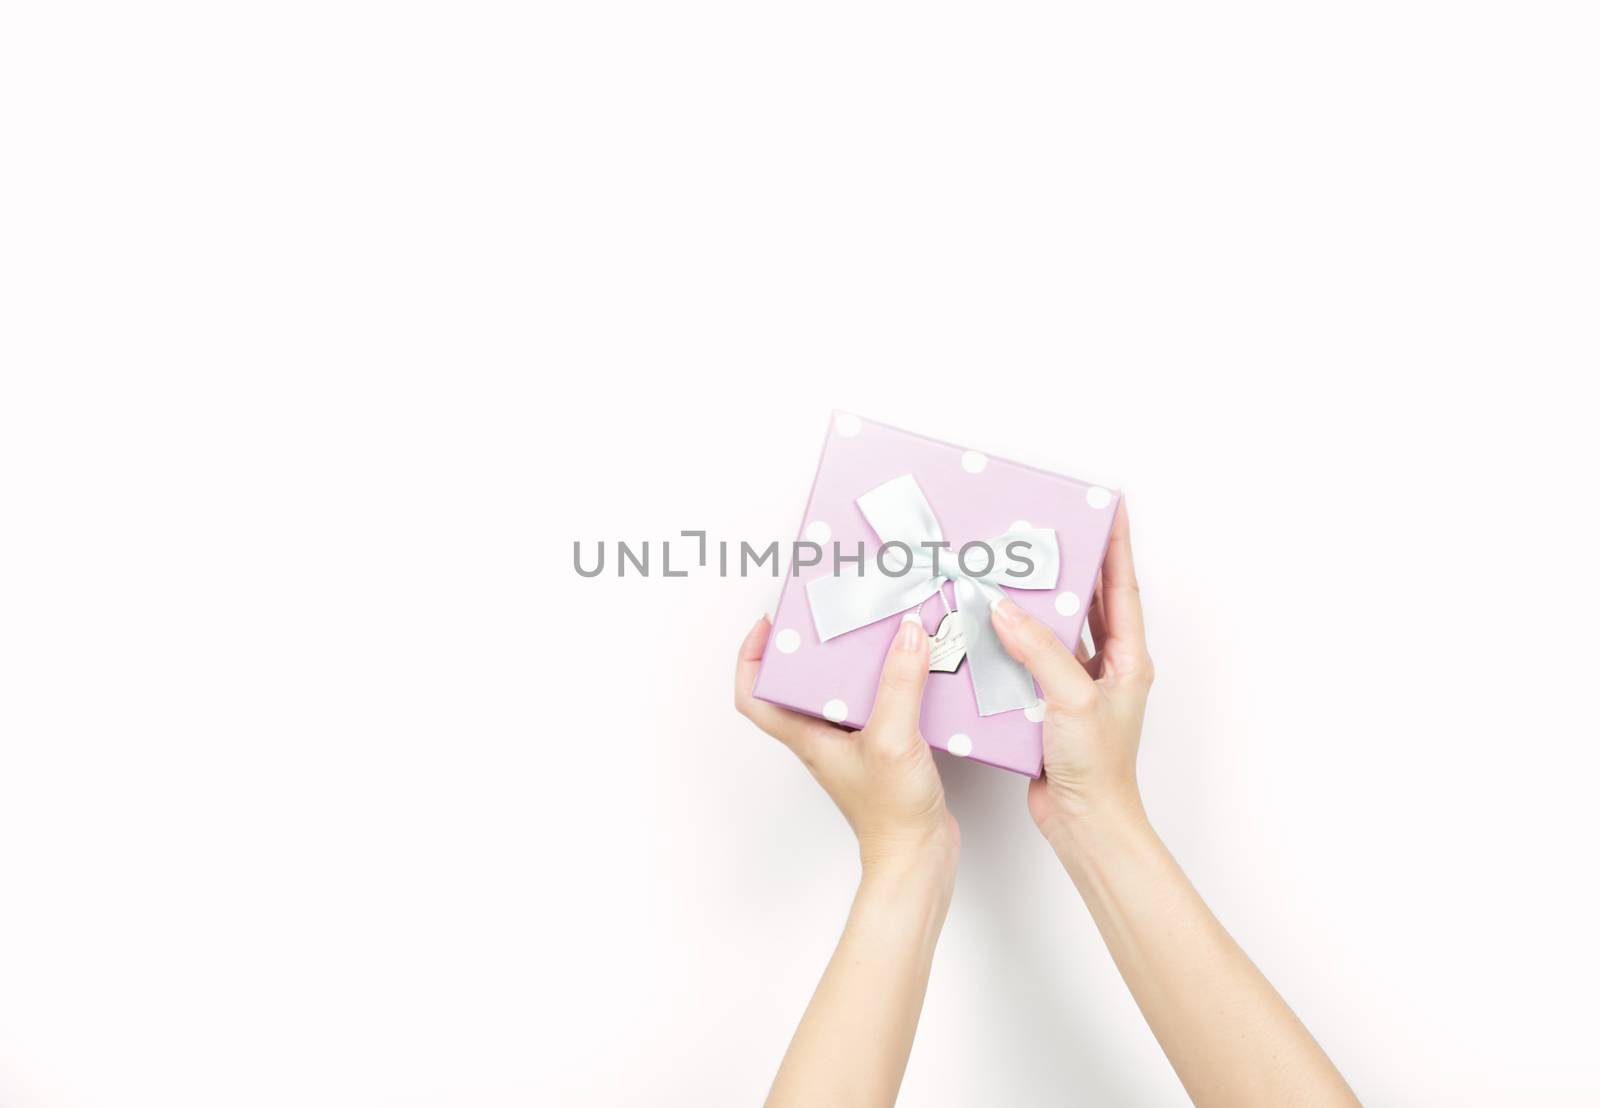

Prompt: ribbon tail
[954,578,1040,716]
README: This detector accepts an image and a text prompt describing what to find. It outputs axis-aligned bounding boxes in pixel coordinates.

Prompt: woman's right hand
[989,503,1155,842]
[991,503,1360,1108]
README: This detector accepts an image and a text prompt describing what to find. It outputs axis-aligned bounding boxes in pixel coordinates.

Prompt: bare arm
[990,505,1359,1108]
[1049,798,1356,1106]
[736,615,958,1108]
[767,848,954,1107]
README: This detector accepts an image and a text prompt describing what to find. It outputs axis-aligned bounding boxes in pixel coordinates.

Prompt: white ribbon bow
[805,474,1060,716]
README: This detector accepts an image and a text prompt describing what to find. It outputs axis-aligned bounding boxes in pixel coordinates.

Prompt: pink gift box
[754,413,1121,777]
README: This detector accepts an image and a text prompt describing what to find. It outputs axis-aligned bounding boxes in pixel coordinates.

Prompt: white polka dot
[1010,519,1032,532]
[834,412,862,437]
[823,699,849,722]
[947,733,973,757]
[1024,699,1046,723]
[1086,486,1113,509]
[774,628,801,654]
[961,451,988,474]
[804,520,831,544]
[1055,591,1082,616]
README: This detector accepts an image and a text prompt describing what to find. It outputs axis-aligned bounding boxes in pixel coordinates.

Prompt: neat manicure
[897,618,926,652]
[991,598,1025,626]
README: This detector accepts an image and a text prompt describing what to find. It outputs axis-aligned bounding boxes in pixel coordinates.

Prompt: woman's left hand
[737,614,957,1107]
[735,614,958,873]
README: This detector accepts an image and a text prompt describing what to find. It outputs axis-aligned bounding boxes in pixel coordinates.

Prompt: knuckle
[878,664,924,696]
[1126,653,1156,686]
[1045,687,1099,720]
[1029,630,1076,671]
[1020,619,1058,654]
[868,728,924,767]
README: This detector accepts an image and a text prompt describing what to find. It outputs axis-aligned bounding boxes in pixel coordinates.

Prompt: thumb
[990,598,1099,717]
[865,615,930,741]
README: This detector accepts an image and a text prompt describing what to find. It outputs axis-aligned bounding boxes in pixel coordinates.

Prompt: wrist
[1037,789,1153,861]
[859,820,959,891]
[852,830,958,951]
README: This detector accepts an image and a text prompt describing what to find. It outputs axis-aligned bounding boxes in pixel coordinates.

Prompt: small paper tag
[927,612,967,673]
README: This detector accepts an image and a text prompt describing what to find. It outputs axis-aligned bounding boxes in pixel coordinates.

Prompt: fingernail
[896,618,926,652]
[991,598,1024,626]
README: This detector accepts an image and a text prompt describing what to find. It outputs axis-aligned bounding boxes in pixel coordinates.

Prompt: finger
[1100,500,1148,654]
[734,616,833,755]
[1087,579,1108,654]
[990,598,1100,716]
[1082,585,1106,679]
[864,615,930,742]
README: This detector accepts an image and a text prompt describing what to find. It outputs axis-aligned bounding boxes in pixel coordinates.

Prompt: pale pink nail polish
[991,598,1024,626]
[897,618,925,652]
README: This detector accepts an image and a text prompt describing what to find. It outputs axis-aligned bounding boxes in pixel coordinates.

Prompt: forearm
[767,849,955,1108]
[1050,802,1359,1108]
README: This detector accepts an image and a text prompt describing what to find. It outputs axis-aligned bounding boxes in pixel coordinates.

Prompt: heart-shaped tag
[927,612,967,674]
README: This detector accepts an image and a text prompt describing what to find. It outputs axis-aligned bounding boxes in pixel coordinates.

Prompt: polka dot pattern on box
[1024,700,1046,723]
[947,733,973,757]
[804,520,831,544]
[774,628,801,654]
[1086,486,1112,509]
[961,451,988,474]
[823,699,848,722]
[1010,519,1032,532]
[1055,591,1082,616]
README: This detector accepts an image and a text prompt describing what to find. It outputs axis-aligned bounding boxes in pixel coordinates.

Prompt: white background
[3,1,1598,1105]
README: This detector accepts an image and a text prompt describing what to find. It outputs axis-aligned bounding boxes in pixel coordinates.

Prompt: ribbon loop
[856,474,944,550]
[804,474,1060,716]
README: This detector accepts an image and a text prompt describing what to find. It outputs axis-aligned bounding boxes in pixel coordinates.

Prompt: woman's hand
[989,502,1155,842]
[736,614,958,1108]
[989,502,1360,1107]
[735,614,957,873]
